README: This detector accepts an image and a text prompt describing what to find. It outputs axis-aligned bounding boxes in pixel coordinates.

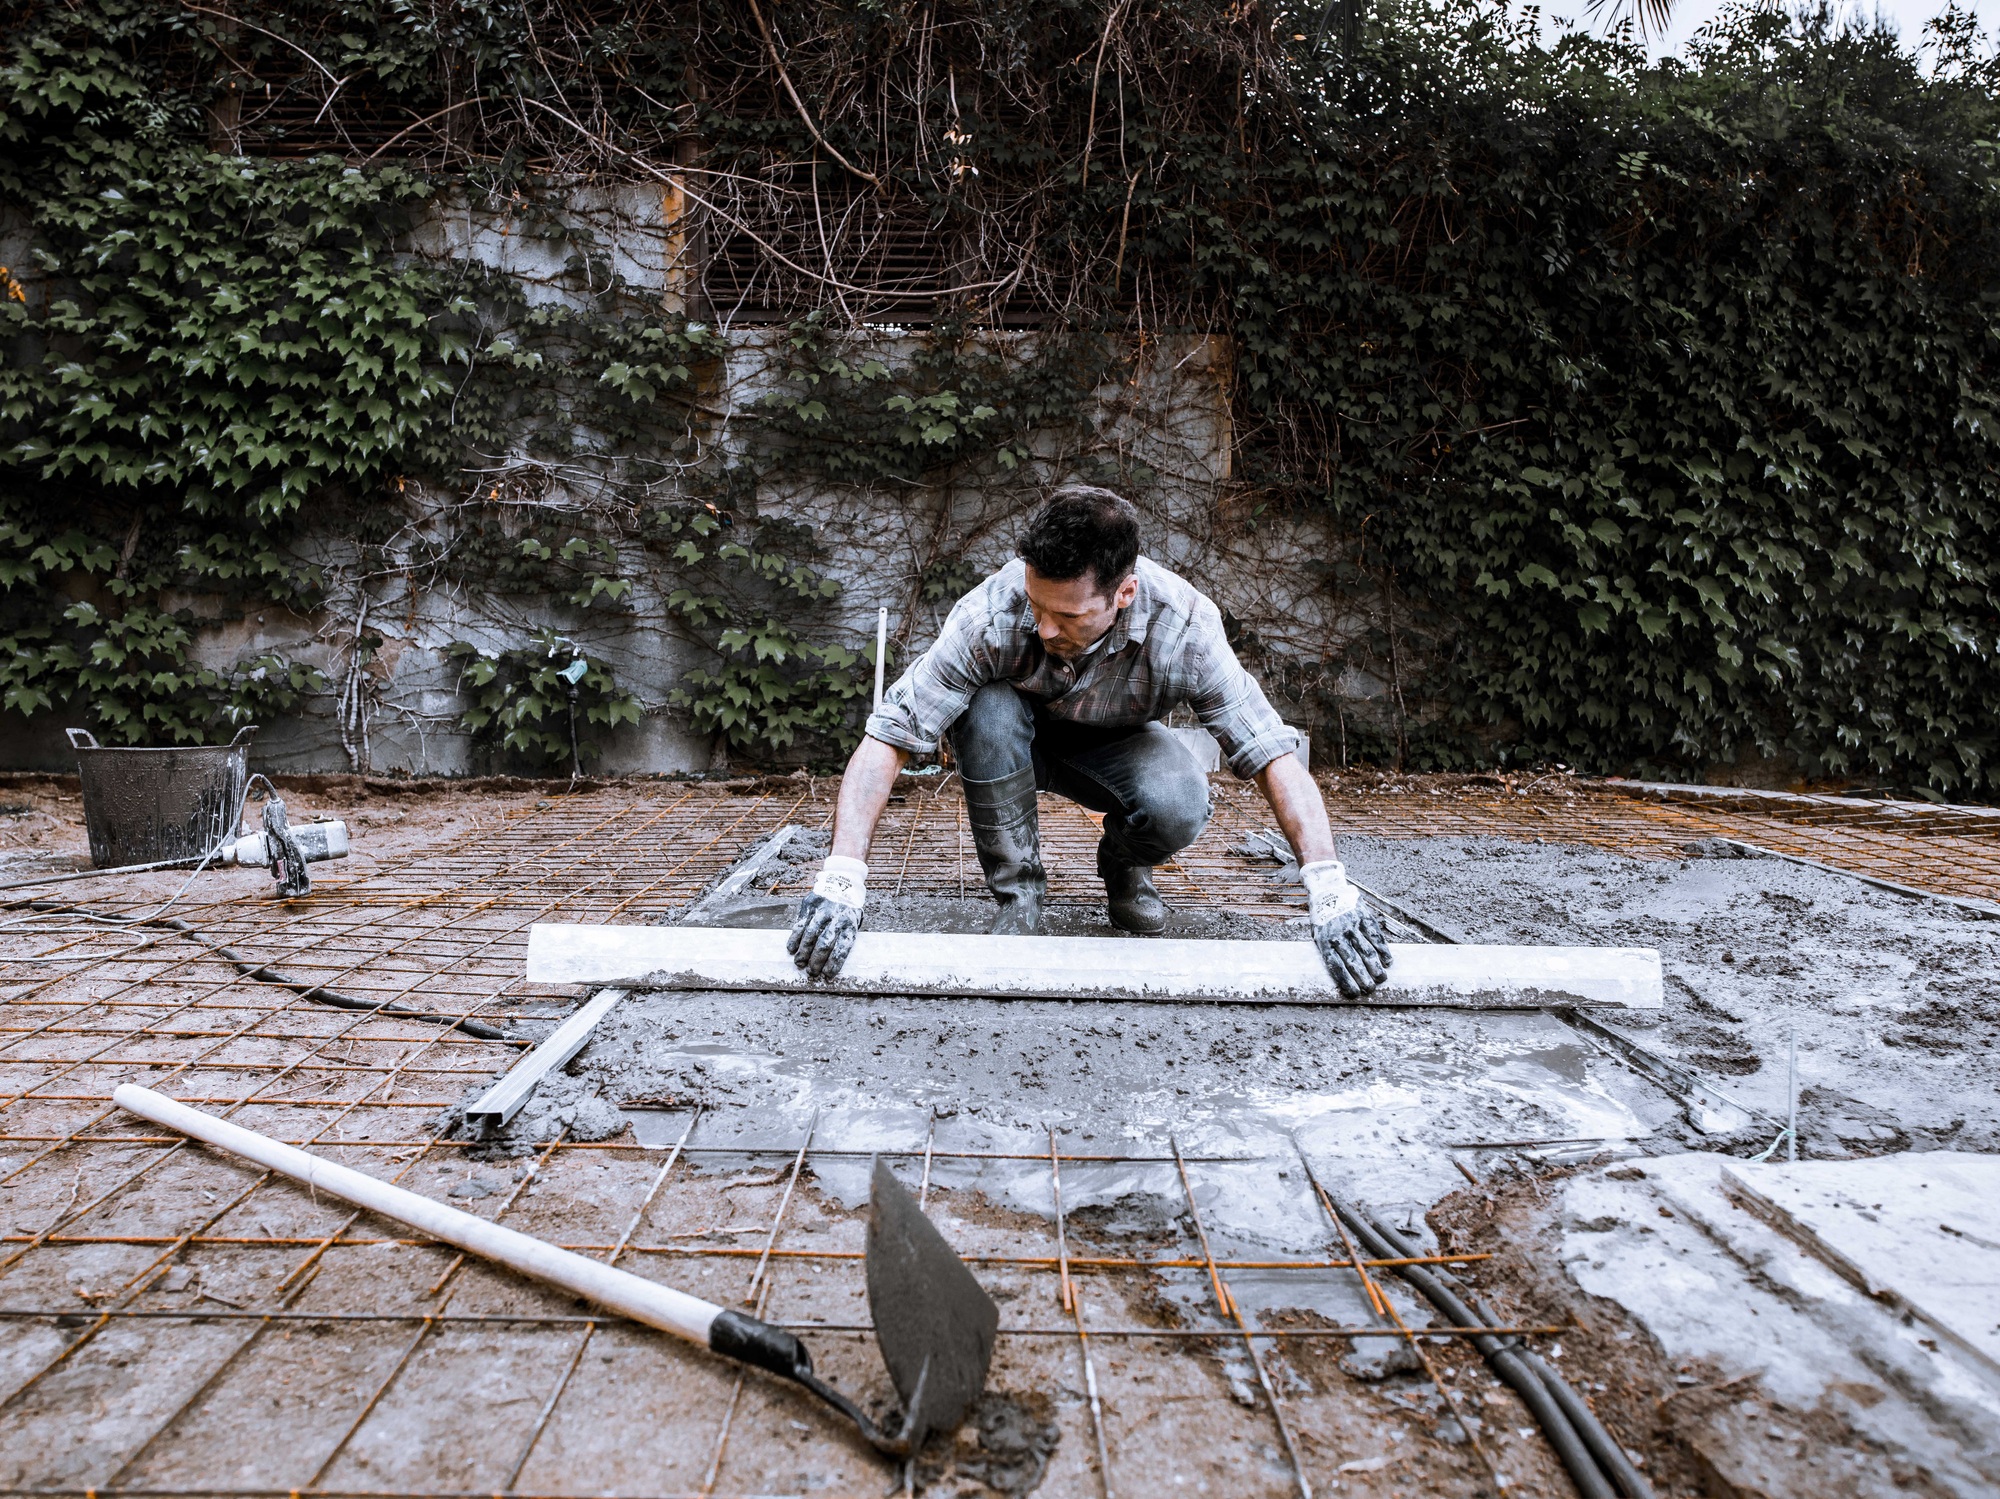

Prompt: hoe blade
[866,1158,999,1453]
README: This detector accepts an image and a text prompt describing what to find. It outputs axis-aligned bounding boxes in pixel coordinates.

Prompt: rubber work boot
[962,767,1045,935]
[1099,840,1167,934]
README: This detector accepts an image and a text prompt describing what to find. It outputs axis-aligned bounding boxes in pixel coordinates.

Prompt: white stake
[873,606,889,712]
[1787,1026,1799,1164]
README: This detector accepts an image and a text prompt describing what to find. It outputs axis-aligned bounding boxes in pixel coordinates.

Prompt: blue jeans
[946,683,1212,869]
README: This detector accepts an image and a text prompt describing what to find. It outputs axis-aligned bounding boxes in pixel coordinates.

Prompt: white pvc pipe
[873,606,889,711]
[525,925,1665,1010]
[112,1084,721,1345]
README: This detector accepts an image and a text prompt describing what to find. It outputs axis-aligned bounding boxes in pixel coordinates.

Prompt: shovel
[112,1085,997,1457]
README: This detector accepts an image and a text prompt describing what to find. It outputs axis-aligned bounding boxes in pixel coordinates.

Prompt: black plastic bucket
[66,726,257,868]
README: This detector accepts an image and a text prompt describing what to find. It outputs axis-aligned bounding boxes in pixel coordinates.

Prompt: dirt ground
[0,769,1994,1497]
[0,770,536,884]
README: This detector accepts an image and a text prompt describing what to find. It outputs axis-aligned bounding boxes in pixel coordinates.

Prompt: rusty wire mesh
[0,775,1991,1496]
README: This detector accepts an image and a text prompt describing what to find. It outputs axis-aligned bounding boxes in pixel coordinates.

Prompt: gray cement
[456,830,1999,1288]
[423,829,1979,1484]
[1559,1153,2000,1496]
[1349,834,2000,1158]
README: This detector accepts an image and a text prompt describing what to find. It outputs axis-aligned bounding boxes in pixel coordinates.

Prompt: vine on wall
[445,632,638,768]
[0,126,441,738]
[2,0,1997,788]
[1206,7,2000,788]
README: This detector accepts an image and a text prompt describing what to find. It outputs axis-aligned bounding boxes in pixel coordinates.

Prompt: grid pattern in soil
[0,776,1991,1496]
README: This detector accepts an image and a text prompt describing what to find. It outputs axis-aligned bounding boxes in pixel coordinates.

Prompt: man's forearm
[1254,751,1337,866]
[831,735,910,862]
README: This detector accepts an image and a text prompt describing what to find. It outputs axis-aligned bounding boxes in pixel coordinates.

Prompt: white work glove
[1302,860,1392,997]
[788,856,866,978]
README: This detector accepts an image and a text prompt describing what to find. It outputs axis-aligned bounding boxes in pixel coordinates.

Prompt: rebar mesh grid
[1311,778,2000,903]
[751,773,2000,910]
[0,774,1989,1497]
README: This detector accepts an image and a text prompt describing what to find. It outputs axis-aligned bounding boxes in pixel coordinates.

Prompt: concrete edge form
[524,925,1665,1009]
[465,987,628,1132]
[1714,837,2000,919]
[678,825,798,923]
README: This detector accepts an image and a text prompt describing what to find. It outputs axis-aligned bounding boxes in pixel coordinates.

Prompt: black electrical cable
[1341,880,1655,1494]
[11,900,516,1043]
[1321,1190,1620,1499]
[1364,1213,1655,1499]
[1518,1346,1655,1499]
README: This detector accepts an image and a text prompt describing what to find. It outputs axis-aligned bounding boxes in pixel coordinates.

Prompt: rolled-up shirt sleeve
[862,592,996,753]
[1181,598,1302,778]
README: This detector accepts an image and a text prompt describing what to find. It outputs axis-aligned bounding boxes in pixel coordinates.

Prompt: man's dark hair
[1018,486,1141,595]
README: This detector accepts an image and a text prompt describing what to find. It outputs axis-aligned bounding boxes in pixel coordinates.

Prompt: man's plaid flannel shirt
[864,557,1301,779]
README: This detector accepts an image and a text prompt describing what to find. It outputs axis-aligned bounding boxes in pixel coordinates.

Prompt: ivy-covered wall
[3,0,1997,789]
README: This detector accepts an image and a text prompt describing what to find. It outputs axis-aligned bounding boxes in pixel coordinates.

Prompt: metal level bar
[464,987,627,1132]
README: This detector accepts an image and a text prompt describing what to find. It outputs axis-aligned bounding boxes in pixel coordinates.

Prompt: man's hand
[788,856,867,978]
[1301,860,1392,997]
[1248,753,1386,993]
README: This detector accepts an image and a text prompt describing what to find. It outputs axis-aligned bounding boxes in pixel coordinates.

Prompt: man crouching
[788,485,1392,996]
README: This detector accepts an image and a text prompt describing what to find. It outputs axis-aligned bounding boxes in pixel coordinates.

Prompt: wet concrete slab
[1725,1153,2000,1384]
[516,982,1680,1247]
[1561,1154,2000,1496]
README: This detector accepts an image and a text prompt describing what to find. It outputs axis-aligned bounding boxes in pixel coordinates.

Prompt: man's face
[1022,564,1139,660]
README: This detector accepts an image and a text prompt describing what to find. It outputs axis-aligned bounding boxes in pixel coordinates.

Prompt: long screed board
[525,925,1663,1010]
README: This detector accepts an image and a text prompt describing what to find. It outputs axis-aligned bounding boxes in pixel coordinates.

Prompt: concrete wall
[4,185,1392,776]
[181,330,1369,777]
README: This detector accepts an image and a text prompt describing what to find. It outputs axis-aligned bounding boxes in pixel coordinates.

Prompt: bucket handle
[66,726,257,750]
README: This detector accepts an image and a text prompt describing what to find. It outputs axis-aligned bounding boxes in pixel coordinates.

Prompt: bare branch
[743,0,885,193]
